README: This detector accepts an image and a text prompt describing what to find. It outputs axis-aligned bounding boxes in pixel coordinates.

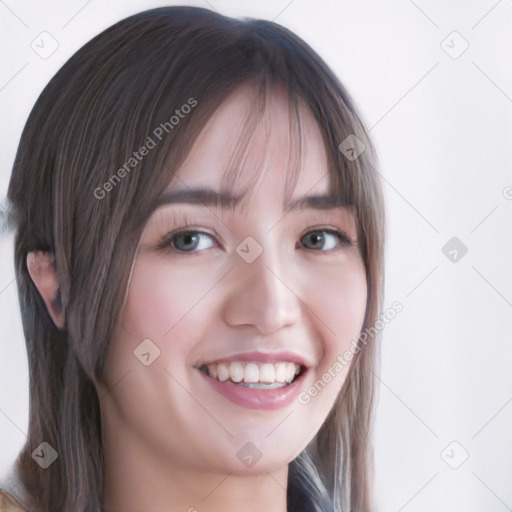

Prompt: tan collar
[0,488,28,512]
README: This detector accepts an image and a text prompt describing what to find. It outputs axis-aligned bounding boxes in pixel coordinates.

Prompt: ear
[26,251,65,329]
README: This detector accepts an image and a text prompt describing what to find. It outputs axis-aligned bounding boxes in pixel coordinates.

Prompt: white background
[1,1,511,511]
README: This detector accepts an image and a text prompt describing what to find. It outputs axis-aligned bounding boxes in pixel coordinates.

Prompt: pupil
[180,233,197,250]
[311,233,322,246]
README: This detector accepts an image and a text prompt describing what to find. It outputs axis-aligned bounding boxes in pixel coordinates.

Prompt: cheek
[307,257,367,343]
[105,257,229,395]
[306,257,367,392]
[120,259,217,346]
[293,259,367,424]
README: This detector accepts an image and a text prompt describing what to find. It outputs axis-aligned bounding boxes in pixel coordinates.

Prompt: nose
[222,242,301,334]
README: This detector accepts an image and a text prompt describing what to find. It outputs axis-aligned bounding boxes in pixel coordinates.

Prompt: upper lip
[195,350,313,369]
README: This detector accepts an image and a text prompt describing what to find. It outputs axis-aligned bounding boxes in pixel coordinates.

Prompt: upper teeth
[204,361,301,384]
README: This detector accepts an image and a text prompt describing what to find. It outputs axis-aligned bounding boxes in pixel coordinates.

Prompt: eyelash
[155,223,353,256]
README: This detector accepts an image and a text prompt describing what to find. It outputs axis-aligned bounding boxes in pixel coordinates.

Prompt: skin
[27,85,367,512]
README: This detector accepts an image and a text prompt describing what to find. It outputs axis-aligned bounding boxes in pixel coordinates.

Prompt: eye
[157,230,217,254]
[299,229,352,251]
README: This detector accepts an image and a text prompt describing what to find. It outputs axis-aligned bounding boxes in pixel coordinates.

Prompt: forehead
[168,84,331,203]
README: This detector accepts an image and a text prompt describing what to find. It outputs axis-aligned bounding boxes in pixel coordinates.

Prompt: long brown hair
[7,6,385,511]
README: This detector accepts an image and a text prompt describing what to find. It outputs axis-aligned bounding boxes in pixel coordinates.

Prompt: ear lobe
[26,251,65,329]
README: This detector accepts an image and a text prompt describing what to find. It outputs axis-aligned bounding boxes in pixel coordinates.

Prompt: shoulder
[0,465,31,512]
[0,488,28,512]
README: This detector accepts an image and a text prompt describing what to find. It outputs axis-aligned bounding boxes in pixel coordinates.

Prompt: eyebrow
[154,188,348,212]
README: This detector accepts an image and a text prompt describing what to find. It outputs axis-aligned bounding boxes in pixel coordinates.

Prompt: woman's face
[100,85,367,476]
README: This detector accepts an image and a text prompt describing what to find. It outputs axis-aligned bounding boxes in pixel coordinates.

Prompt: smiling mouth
[198,361,306,389]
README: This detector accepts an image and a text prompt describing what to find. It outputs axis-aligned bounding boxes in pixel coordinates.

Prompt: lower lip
[197,369,307,410]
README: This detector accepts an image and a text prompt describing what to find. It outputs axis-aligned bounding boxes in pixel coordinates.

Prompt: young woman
[1,6,385,511]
